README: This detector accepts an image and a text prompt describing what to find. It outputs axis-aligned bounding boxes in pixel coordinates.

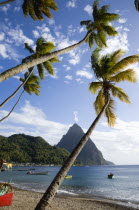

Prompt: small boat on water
[27,171,48,175]
[18,168,35,171]
[64,175,72,179]
[108,173,114,179]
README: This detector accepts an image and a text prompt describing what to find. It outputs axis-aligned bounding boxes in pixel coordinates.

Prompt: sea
[0,165,139,209]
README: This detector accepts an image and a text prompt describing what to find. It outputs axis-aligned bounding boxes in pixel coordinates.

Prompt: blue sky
[0,0,139,165]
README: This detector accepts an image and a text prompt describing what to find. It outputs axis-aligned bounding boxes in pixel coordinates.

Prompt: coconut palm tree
[0,70,40,122]
[0,37,58,110]
[80,0,118,48]
[0,0,119,82]
[34,49,138,210]
[135,0,139,11]
[22,0,58,20]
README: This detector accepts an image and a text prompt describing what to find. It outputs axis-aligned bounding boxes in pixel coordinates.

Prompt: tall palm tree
[0,70,40,122]
[22,0,58,21]
[34,49,138,210]
[135,0,139,11]
[0,0,119,82]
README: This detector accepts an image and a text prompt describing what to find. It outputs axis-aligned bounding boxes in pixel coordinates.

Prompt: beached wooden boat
[27,171,48,175]
[108,173,114,179]
[64,175,72,179]
[0,183,13,206]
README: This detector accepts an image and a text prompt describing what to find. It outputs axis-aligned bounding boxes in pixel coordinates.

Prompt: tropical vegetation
[0,134,71,165]
[35,49,138,209]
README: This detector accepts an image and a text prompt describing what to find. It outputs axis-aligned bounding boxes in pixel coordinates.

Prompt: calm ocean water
[0,165,139,208]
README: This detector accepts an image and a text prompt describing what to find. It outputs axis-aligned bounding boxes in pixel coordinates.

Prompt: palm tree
[80,0,118,48]
[135,0,139,11]
[34,49,138,210]
[22,0,58,20]
[0,37,58,110]
[0,0,119,82]
[0,70,40,122]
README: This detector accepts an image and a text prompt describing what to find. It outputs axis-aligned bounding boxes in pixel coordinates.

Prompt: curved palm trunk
[0,32,90,82]
[0,69,33,108]
[0,90,24,122]
[0,0,15,6]
[34,97,110,210]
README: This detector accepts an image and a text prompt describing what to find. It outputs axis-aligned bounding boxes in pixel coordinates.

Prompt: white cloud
[14,7,20,12]
[65,75,72,80]
[0,44,8,58]
[73,111,78,122]
[7,27,34,46]
[118,18,127,24]
[76,70,93,79]
[1,5,10,12]
[0,101,70,145]
[84,5,92,16]
[0,33,5,41]
[33,24,55,43]
[100,31,129,55]
[66,0,76,8]
[76,78,84,84]
[91,118,139,165]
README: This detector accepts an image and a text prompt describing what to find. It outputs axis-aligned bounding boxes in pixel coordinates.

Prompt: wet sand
[2,188,136,210]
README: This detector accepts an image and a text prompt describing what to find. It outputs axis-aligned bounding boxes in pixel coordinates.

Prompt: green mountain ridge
[0,134,69,165]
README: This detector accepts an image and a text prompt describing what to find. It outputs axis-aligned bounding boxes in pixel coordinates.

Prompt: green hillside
[0,134,70,165]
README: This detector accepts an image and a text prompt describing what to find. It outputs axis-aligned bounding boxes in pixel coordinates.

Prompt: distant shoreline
[2,188,136,210]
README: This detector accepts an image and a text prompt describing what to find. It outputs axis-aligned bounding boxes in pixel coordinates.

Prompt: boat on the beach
[108,173,114,179]
[0,182,13,207]
[64,175,72,179]
[27,171,48,175]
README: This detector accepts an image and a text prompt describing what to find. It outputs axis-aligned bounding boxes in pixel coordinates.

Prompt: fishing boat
[64,175,72,179]
[27,171,48,175]
[0,183,13,207]
[108,173,114,179]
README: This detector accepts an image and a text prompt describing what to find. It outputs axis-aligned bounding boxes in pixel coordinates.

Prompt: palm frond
[80,20,91,26]
[49,57,60,63]
[111,54,139,74]
[24,43,34,53]
[109,49,125,65]
[99,5,110,14]
[94,89,105,114]
[37,64,45,80]
[101,25,118,36]
[105,98,116,127]
[135,0,139,11]
[93,0,100,21]
[89,82,103,94]
[43,61,54,75]
[110,69,137,83]
[36,42,55,55]
[97,13,119,22]
[111,85,130,103]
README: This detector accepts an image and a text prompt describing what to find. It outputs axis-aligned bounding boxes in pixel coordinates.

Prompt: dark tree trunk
[34,97,110,210]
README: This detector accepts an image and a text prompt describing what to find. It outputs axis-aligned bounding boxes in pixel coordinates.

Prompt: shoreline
[2,188,138,210]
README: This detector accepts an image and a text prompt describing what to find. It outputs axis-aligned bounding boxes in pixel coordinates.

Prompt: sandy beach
[1,188,136,210]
